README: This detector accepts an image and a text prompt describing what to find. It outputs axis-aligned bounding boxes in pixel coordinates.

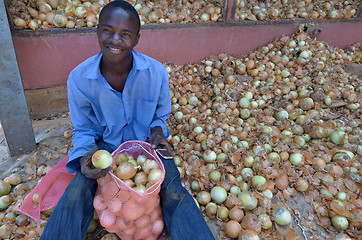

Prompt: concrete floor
[0,114,73,179]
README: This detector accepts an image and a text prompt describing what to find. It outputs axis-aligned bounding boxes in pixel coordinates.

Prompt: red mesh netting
[95,141,165,240]
[18,156,75,221]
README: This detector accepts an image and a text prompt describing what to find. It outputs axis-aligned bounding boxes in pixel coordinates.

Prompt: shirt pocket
[136,99,157,128]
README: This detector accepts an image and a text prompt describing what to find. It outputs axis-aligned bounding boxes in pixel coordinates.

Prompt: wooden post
[0,0,36,156]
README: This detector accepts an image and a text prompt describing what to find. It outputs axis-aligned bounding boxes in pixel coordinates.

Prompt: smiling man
[39,1,214,240]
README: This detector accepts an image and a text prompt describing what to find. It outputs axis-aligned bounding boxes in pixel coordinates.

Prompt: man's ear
[134,34,140,46]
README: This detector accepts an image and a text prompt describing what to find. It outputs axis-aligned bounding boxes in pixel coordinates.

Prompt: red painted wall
[12,21,362,90]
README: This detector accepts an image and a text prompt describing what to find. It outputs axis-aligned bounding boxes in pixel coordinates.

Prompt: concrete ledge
[24,85,69,119]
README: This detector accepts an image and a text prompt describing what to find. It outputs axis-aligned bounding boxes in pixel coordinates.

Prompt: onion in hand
[91,150,113,169]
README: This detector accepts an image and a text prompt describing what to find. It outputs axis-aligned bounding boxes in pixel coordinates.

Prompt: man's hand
[149,126,173,152]
[80,146,112,179]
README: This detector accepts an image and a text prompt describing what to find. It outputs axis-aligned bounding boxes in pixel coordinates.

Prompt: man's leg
[40,170,98,240]
[159,157,215,240]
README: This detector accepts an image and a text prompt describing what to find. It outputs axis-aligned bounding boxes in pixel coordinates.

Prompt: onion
[209,170,221,182]
[134,172,148,186]
[330,131,347,145]
[197,191,211,205]
[238,192,257,210]
[0,223,11,239]
[203,150,217,162]
[122,200,144,221]
[0,181,11,197]
[251,175,266,191]
[229,206,244,222]
[273,207,292,225]
[294,178,308,192]
[108,197,123,214]
[335,233,352,240]
[152,219,164,235]
[53,14,68,28]
[13,17,27,28]
[217,205,229,220]
[191,180,201,191]
[331,216,349,230]
[210,186,227,204]
[116,162,137,180]
[136,155,147,166]
[205,202,217,218]
[87,220,98,233]
[241,213,261,233]
[238,230,260,240]
[100,209,116,228]
[142,159,159,174]
[0,195,12,210]
[63,130,72,139]
[225,220,242,238]
[259,213,272,229]
[33,192,39,205]
[289,153,304,166]
[148,168,163,185]
[133,185,146,195]
[92,150,113,169]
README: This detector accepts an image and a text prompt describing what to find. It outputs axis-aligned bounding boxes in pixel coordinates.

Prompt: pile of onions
[235,0,360,21]
[8,0,223,29]
[165,24,361,239]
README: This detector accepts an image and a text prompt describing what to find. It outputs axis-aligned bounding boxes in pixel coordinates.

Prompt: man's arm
[66,76,103,174]
[149,66,172,151]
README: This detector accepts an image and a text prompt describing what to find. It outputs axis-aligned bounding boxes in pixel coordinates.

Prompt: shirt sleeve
[149,66,171,138]
[66,75,103,173]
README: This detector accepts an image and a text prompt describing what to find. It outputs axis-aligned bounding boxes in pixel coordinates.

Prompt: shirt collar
[82,50,150,79]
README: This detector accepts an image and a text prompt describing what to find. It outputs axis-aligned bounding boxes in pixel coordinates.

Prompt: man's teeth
[109,47,121,52]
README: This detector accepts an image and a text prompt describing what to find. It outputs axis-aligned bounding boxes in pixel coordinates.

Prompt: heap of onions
[165,25,361,240]
[235,0,360,21]
[8,0,223,29]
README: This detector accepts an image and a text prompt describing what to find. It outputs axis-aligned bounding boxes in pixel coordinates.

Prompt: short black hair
[98,0,141,33]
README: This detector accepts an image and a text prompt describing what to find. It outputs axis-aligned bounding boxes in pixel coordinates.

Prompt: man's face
[97,8,140,64]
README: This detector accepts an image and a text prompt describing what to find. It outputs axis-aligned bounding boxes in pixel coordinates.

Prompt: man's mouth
[107,46,123,53]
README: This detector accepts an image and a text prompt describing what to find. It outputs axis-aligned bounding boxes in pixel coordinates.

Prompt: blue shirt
[66,50,171,173]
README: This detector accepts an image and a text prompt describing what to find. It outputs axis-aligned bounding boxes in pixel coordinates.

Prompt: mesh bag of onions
[94,141,165,240]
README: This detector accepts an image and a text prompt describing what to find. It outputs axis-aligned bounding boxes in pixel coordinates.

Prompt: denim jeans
[40,157,215,240]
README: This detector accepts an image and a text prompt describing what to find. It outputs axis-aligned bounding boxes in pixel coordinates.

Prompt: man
[40,1,215,239]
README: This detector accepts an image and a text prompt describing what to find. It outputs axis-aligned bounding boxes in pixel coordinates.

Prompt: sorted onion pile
[165,24,361,239]
[235,0,360,21]
[7,0,223,30]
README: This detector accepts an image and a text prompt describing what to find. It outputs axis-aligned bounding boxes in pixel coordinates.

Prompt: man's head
[97,0,141,64]
[98,0,140,34]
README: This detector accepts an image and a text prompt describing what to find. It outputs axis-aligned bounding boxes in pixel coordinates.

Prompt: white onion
[238,192,257,210]
[210,186,227,204]
[203,150,217,162]
[331,216,349,230]
[273,207,291,225]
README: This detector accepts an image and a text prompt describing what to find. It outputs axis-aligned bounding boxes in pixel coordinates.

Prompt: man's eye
[103,29,111,33]
[122,33,131,38]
